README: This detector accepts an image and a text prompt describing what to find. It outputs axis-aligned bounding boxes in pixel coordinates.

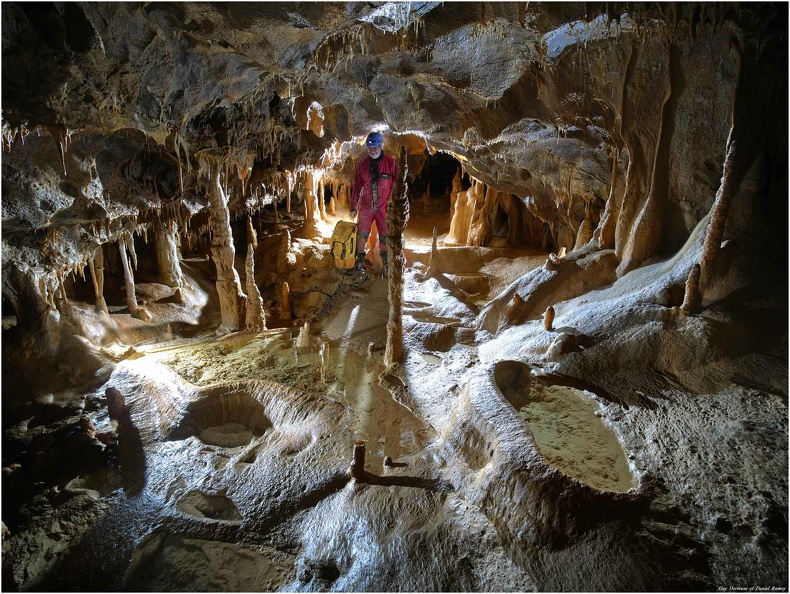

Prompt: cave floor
[2,238,787,592]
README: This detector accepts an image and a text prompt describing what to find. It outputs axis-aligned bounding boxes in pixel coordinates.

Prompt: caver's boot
[353,252,366,273]
[380,251,388,277]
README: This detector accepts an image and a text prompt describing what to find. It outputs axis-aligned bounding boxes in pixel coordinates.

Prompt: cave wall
[1,2,786,365]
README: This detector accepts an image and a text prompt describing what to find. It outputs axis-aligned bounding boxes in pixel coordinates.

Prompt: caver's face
[367,145,382,158]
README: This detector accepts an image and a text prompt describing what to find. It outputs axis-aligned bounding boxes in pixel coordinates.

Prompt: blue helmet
[365,132,384,147]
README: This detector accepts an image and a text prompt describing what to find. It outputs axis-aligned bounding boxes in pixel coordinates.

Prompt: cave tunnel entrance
[404,152,469,247]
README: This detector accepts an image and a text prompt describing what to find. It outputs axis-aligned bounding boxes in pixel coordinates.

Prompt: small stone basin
[199,423,253,448]
[421,353,443,365]
[494,360,636,493]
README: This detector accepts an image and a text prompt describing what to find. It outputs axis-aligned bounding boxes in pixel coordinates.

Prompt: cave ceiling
[3,1,786,280]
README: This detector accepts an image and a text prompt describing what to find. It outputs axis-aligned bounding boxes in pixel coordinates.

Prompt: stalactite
[117,233,138,315]
[124,233,138,271]
[56,271,68,311]
[700,134,738,289]
[385,146,409,368]
[245,242,266,332]
[46,125,69,176]
[286,172,293,213]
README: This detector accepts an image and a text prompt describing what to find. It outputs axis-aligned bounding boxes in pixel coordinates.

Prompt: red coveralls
[350,153,399,238]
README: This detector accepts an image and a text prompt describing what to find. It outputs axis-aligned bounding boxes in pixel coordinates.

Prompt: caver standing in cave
[350,132,399,274]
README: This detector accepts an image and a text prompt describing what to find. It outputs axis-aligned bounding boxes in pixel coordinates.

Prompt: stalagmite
[277,230,291,274]
[208,172,247,333]
[574,205,594,250]
[117,233,138,315]
[681,263,702,314]
[544,306,556,331]
[88,246,109,314]
[427,227,440,276]
[246,215,258,249]
[318,179,328,222]
[245,242,266,332]
[700,134,738,289]
[385,146,409,367]
[328,195,336,216]
[349,441,366,479]
[280,282,292,320]
[595,147,621,250]
[154,218,184,288]
[296,321,311,347]
[306,170,322,235]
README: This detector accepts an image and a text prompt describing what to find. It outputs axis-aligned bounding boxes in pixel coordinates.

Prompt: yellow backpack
[330,221,357,268]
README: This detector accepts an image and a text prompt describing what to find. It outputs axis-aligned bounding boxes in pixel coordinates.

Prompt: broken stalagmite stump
[106,387,126,419]
[544,306,555,331]
[544,253,561,271]
[350,441,366,478]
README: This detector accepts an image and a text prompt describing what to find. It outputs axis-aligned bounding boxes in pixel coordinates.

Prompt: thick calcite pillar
[117,232,138,315]
[468,184,497,247]
[209,173,247,333]
[302,169,321,237]
[88,245,109,314]
[3,265,59,354]
[384,146,409,367]
[154,218,184,288]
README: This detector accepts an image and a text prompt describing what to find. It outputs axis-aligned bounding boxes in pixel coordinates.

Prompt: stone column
[88,245,109,314]
[117,232,138,315]
[209,173,247,333]
[154,218,184,288]
[385,146,409,367]
[302,169,320,237]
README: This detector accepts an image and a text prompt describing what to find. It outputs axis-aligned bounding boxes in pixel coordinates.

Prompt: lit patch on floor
[519,382,635,493]
[494,360,635,493]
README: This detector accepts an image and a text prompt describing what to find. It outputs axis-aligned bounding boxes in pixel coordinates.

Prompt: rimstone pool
[494,360,636,493]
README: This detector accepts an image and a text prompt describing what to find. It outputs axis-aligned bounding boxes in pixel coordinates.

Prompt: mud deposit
[518,382,636,493]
